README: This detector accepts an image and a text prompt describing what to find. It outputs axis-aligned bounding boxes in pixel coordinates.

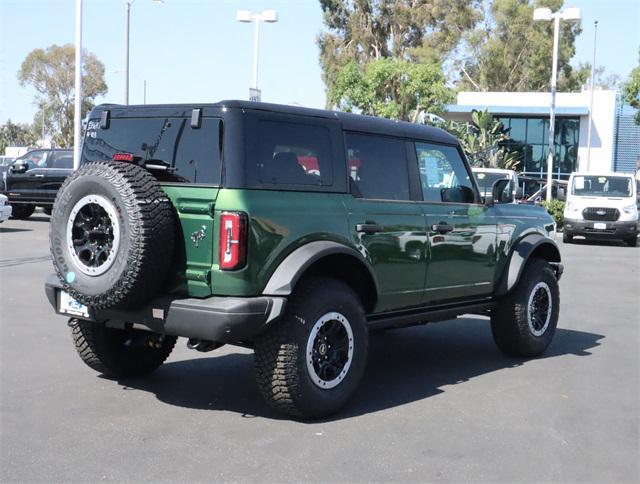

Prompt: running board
[367,300,494,331]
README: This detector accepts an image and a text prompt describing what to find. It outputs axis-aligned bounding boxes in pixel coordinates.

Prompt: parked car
[0,155,16,176]
[1,149,73,219]
[563,172,639,246]
[472,167,522,203]
[0,194,12,222]
[44,101,562,419]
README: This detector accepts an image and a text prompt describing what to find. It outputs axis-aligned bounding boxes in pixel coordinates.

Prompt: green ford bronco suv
[46,101,562,419]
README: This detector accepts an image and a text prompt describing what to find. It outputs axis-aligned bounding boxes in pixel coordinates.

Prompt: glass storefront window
[497,115,579,179]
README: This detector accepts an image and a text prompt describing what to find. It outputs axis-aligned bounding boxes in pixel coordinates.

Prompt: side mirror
[441,186,475,204]
[487,179,512,206]
[10,163,27,174]
[557,187,566,201]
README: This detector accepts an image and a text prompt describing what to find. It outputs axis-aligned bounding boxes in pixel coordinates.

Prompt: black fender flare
[496,233,562,296]
[262,240,379,298]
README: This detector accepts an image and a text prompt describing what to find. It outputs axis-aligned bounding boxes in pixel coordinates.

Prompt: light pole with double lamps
[533,6,581,201]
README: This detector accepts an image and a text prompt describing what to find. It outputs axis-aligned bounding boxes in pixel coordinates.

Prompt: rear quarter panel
[210,189,352,297]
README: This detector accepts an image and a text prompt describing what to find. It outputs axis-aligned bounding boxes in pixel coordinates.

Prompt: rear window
[83,117,222,185]
[245,120,333,188]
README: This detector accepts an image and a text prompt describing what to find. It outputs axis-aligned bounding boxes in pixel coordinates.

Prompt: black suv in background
[1,148,73,219]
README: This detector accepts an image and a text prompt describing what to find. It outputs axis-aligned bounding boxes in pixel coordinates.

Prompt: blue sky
[1,0,639,125]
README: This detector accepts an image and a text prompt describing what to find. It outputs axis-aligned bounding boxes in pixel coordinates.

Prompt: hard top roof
[94,100,458,145]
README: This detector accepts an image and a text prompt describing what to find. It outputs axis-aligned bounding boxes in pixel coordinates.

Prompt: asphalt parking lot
[1,214,638,482]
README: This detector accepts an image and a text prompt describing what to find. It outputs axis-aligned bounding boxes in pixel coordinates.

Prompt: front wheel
[254,278,368,419]
[562,232,572,243]
[626,236,638,247]
[71,319,177,378]
[491,258,560,357]
[10,204,35,219]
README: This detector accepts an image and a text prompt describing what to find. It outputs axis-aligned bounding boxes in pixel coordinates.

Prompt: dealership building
[444,89,639,180]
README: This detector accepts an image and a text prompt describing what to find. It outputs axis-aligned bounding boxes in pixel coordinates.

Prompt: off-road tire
[254,277,369,419]
[491,258,559,357]
[562,232,572,243]
[71,318,176,378]
[50,162,176,309]
[10,204,35,219]
[626,236,638,247]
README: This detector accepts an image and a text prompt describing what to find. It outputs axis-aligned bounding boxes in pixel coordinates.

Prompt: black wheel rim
[306,312,354,389]
[72,203,114,267]
[527,282,552,336]
[66,195,120,276]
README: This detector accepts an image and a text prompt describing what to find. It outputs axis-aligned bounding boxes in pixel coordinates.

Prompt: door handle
[356,223,384,234]
[431,222,454,234]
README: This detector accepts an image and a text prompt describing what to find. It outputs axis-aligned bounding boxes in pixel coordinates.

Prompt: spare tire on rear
[50,161,176,309]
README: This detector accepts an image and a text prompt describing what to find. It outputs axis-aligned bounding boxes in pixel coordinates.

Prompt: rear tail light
[112,152,134,162]
[219,212,247,270]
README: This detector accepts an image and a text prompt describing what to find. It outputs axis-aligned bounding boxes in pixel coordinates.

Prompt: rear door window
[345,133,410,201]
[49,152,73,169]
[83,117,222,185]
[246,120,333,188]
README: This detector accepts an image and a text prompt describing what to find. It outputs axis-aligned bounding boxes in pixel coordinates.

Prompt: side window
[247,120,333,187]
[345,133,410,201]
[415,142,475,203]
[50,152,73,169]
[173,118,221,184]
[21,151,48,169]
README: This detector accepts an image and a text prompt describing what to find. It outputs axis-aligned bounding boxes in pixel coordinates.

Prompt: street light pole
[586,20,598,171]
[534,6,581,201]
[237,9,278,101]
[253,17,260,90]
[73,0,83,170]
[124,0,132,105]
[546,14,560,203]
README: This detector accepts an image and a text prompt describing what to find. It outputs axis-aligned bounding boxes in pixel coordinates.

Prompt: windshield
[474,171,510,193]
[571,175,632,198]
[83,116,222,185]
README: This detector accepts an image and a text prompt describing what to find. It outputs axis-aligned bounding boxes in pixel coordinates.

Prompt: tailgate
[162,186,219,297]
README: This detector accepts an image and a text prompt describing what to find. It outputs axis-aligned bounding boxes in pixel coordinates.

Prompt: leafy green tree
[18,44,107,147]
[457,0,584,92]
[318,0,478,107]
[622,49,640,125]
[442,109,520,169]
[330,58,453,121]
[0,120,38,154]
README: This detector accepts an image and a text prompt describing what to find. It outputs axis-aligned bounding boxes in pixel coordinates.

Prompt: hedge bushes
[543,199,565,229]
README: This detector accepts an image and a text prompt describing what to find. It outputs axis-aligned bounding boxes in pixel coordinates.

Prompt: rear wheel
[491,258,559,357]
[10,204,35,219]
[43,206,53,216]
[254,278,368,419]
[71,318,176,378]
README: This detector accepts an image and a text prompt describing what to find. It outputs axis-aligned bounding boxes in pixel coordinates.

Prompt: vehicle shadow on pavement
[0,227,33,233]
[116,318,604,422]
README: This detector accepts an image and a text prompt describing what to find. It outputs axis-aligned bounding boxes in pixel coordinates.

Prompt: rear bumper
[564,218,638,239]
[44,274,286,342]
